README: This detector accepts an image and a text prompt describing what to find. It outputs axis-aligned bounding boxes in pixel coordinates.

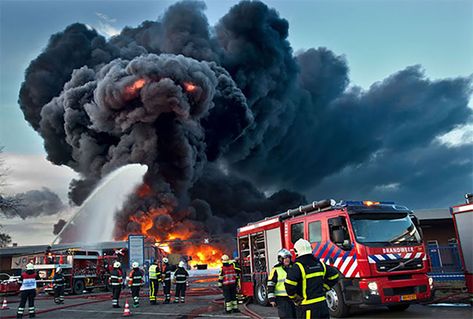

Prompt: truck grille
[383,285,427,296]
[376,258,423,272]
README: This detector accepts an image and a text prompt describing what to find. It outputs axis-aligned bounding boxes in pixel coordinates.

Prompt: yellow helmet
[221,254,230,262]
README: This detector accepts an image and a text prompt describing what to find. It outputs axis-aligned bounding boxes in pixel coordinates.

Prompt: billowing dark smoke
[19,1,472,242]
[1,188,65,219]
[53,219,67,235]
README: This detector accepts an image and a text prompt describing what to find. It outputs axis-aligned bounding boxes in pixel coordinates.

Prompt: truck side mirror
[333,229,344,244]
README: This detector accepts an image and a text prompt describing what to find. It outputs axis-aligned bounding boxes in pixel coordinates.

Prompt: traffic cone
[123,299,131,317]
[1,298,9,310]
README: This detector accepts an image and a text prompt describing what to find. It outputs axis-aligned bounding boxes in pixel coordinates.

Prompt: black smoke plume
[18,1,472,242]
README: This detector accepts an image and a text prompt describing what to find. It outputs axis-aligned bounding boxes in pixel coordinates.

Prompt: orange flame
[125,78,147,95]
[183,82,197,93]
[137,184,152,198]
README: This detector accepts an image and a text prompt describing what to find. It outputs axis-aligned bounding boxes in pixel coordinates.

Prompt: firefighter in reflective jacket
[17,263,39,318]
[109,261,123,308]
[128,262,144,308]
[161,257,172,304]
[285,239,339,319]
[53,267,65,304]
[218,255,240,313]
[268,249,296,319]
[173,261,189,303]
[148,260,162,304]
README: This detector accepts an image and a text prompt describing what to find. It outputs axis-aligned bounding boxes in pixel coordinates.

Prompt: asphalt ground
[1,275,471,318]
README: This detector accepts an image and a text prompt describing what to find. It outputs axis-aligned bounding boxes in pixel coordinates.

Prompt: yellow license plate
[401,294,417,301]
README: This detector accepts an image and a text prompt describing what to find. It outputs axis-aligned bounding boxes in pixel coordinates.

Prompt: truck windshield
[350,213,422,246]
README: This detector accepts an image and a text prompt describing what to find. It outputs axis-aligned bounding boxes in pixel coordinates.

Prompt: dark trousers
[163,280,171,301]
[295,302,330,319]
[175,283,186,301]
[111,286,121,307]
[131,286,140,306]
[149,279,159,303]
[54,286,64,303]
[276,296,296,319]
[17,289,35,317]
[222,284,238,312]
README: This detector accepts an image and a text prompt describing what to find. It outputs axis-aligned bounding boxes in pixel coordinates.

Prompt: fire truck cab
[237,199,433,317]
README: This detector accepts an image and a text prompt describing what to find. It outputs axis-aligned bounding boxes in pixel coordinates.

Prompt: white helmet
[221,254,229,262]
[277,248,292,262]
[178,261,186,268]
[56,267,62,273]
[132,261,139,268]
[113,261,121,268]
[293,239,313,257]
[26,263,34,270]
[162,257,169,263]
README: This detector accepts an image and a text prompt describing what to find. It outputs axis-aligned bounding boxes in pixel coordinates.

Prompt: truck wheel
[254,282,268,306]
[72,280,85,295]
[387,304,410,312]
[326,284,349,318]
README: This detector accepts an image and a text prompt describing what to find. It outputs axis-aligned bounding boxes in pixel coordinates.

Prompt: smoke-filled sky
[0,0,472,245]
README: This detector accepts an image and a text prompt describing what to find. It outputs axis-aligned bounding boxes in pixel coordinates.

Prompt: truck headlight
[367,281,379,295]
[428,276,434,288]
[368,282,378,291]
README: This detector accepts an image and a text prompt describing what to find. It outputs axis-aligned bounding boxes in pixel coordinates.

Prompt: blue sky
[1,0,472,155]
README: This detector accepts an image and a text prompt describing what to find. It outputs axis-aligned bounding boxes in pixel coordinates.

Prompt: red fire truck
[450,194,473,302]
[237,199,433,317]
[35,249,118,295]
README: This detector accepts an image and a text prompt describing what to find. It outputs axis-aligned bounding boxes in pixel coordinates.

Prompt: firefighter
[109,261,123,308]
[230,257,244,303]
[284,239,340,319]
[128,262,144,308]
[218,255,239,314]
[17,263,39,318]
[53,267,65,304]
[173,261,189,303]
[268,249,296,319]
[148,260,162,304]
[161,257,172,304]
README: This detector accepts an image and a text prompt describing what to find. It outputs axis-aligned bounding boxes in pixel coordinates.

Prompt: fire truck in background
[450,194,473,302]
[237,199,433,317]
[34,249,118,295]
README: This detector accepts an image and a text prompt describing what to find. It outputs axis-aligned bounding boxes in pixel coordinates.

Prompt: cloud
[2,152,78,201]
[2,187,65,219]
[94,12,119,37]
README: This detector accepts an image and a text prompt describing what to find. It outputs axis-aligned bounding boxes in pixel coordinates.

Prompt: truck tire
[254,282,269,306]
[326,283,350,318]
[387,304,410,312]
[72,280,85,295]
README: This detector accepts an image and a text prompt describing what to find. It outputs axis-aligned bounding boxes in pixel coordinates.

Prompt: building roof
[413,208,451,221]
[0,241,127,257]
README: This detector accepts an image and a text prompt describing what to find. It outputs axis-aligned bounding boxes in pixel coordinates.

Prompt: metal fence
[427,244,464,281]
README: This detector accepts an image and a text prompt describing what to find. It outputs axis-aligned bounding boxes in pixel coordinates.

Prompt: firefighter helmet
[113,261,121,268]
[293,239,312,256]
[56,267,62,273]
[178,261,186,268]
[26,263,34,270]
[132,261,139,268]
[162,257,169,264]
[277,248,292,262]
[221,254,230,262]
